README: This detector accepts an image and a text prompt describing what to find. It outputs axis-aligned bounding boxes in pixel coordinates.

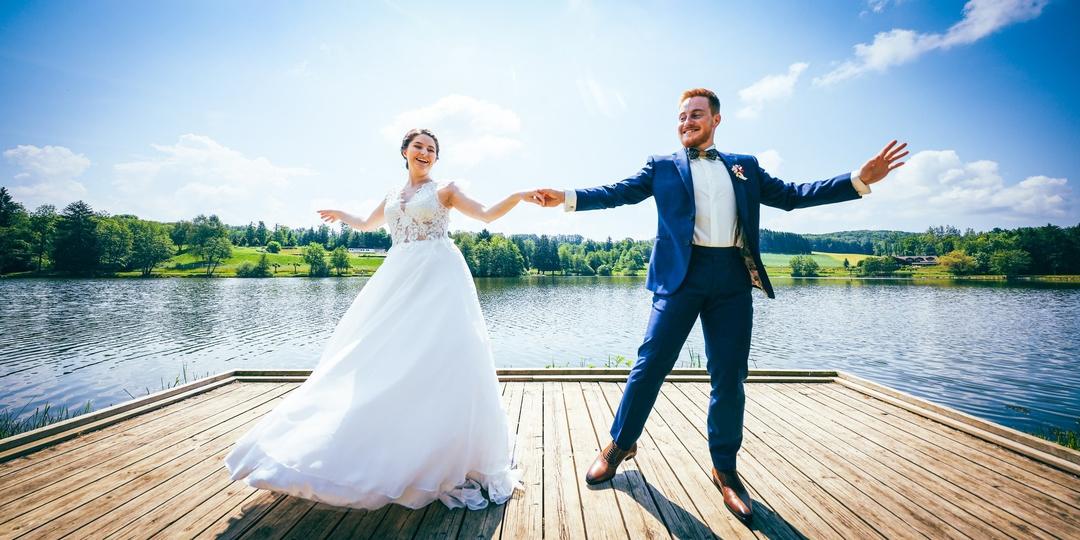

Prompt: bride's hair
[400,128,440,169]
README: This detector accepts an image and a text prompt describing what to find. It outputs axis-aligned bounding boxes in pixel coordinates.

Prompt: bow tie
[687,148,720,161]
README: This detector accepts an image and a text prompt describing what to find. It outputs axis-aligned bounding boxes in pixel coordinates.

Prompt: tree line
[2,188,1077,277]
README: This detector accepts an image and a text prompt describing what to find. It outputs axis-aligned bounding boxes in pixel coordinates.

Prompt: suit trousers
[611,245,753,471]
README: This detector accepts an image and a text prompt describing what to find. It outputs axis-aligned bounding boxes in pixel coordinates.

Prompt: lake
[1,276,1077,438]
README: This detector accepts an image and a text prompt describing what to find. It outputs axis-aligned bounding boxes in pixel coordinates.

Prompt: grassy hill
[116,246,385,277]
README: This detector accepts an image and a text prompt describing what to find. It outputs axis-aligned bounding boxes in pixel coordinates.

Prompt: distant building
[892,255,939,266]
[348,247,387,255]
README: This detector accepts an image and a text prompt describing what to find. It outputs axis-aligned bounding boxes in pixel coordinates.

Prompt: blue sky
[1,0,1077,239]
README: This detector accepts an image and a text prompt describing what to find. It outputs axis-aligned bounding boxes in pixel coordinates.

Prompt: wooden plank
[837,372,1080,469]
[0,382,274,501]
[66,445,238,539]
[321,507,390,539]
[0,384,296,537]
[753,384,1015,539]
[638,383,788,540]
[104,459,251,539]
[580,382,671,539]
[595,382,716,539]
[661,383,866,539]
[823,382,1080,502]
[237,495,316,539]
[542,381,587,539]
[369,504,428,538]
[561,381,630,538]
[457,381,522,539]
[0,373,238,458]
[277,502,348,539]
[806,383,1080,537]
[782,383,1073,539]
[192,490,287,539]
[699,382,966,539]
[500,380,542,538]
[405,504,464,540]
[0,381,245,479]
[680,383,923,539]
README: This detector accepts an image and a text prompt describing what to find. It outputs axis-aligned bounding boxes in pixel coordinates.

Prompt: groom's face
[677,97,720,149]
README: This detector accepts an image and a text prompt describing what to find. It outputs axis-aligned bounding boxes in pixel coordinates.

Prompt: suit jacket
[574,148,860,298]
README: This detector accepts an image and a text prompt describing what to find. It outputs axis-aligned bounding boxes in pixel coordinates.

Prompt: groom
[536,88,906,523]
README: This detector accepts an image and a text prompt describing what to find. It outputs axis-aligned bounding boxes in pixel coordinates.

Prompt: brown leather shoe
[585,441,637,485]
[711,468,753,523]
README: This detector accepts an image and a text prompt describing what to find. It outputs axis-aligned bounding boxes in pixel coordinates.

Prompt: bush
[789,255,820,277]
[265,240,281,253]
[236,254,272,278]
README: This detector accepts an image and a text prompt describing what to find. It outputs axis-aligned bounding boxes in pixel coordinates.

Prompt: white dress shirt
[563,148,870,248]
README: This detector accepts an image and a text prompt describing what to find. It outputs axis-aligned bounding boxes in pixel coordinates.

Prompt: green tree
[129,220,175,276]
[304,242,330,276]
[237,253,273,277]
[255,221,269,246]
[939,250,978,276]
[195,236,232,276]
[331,246,351,276]
[169,220,193,253]
[243,223,256,247]
[28,205,57,271]
[265,240,282,253]
[990,249,1032,277]
[856,256,900,276]
[789,255,820,277]
[97,218,133,272]
[52,201,101,275]
[0,190,31,274]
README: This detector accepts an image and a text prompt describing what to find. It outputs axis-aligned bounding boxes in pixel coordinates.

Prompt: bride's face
[403,134,438,174]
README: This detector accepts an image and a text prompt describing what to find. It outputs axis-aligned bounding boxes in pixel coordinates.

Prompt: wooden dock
[1,369,1078,539]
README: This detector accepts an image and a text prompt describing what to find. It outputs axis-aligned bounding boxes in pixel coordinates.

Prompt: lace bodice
[384,181,450,244]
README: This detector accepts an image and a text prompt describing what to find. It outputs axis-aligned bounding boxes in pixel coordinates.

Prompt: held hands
[858,140,909,185]
[521,189,564,207]
[525,189,565,208]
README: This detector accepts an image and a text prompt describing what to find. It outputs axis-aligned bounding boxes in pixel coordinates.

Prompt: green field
[759,252,869,269]
[116,246,386,277]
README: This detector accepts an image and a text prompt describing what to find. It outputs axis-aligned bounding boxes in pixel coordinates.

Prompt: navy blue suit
[575,148,860,470]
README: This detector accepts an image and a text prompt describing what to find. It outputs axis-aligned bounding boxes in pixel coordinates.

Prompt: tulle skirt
[224,237,521,510]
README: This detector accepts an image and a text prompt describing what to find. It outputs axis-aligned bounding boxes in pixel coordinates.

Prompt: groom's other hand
[858,140,909,185]
[536,188,565,208]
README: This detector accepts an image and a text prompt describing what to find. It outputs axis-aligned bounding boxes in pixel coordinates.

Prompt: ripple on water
[1,277,1078,436]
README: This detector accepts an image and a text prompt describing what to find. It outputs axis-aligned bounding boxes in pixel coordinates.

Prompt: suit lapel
[674,148,694,199]
[718,151,750,234]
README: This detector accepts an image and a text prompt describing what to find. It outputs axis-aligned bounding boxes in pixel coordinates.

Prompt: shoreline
[3,271,1079,283]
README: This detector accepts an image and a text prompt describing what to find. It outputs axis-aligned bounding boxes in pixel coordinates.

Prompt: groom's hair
[680,88,720,115]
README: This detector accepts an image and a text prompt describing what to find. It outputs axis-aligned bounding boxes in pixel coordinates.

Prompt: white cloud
[576,77,628,118]
[381,95,524,168]
[762,149,1073,233]
[737,63,808,119]
[4,145,91,178]
[3,144,92,208]
[816,0,1047,86]
[756,149,783,175]
[111,134,314,223]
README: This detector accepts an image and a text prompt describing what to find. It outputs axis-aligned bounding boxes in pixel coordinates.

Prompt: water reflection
[0,277,1077,437]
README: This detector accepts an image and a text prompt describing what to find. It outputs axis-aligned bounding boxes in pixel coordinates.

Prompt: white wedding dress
[225,181,521,510]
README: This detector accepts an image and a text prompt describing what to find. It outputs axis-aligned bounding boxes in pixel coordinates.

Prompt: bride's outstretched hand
[317,209,346,223]
[522,190,546,205]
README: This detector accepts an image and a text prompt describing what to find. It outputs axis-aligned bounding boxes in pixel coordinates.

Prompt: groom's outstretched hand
[535,189,565,208]
[858,140,909,185]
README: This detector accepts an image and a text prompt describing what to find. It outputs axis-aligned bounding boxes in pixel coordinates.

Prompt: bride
[224,128,540,510]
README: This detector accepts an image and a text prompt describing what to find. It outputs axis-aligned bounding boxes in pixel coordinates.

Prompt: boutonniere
[731,164,747,181]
